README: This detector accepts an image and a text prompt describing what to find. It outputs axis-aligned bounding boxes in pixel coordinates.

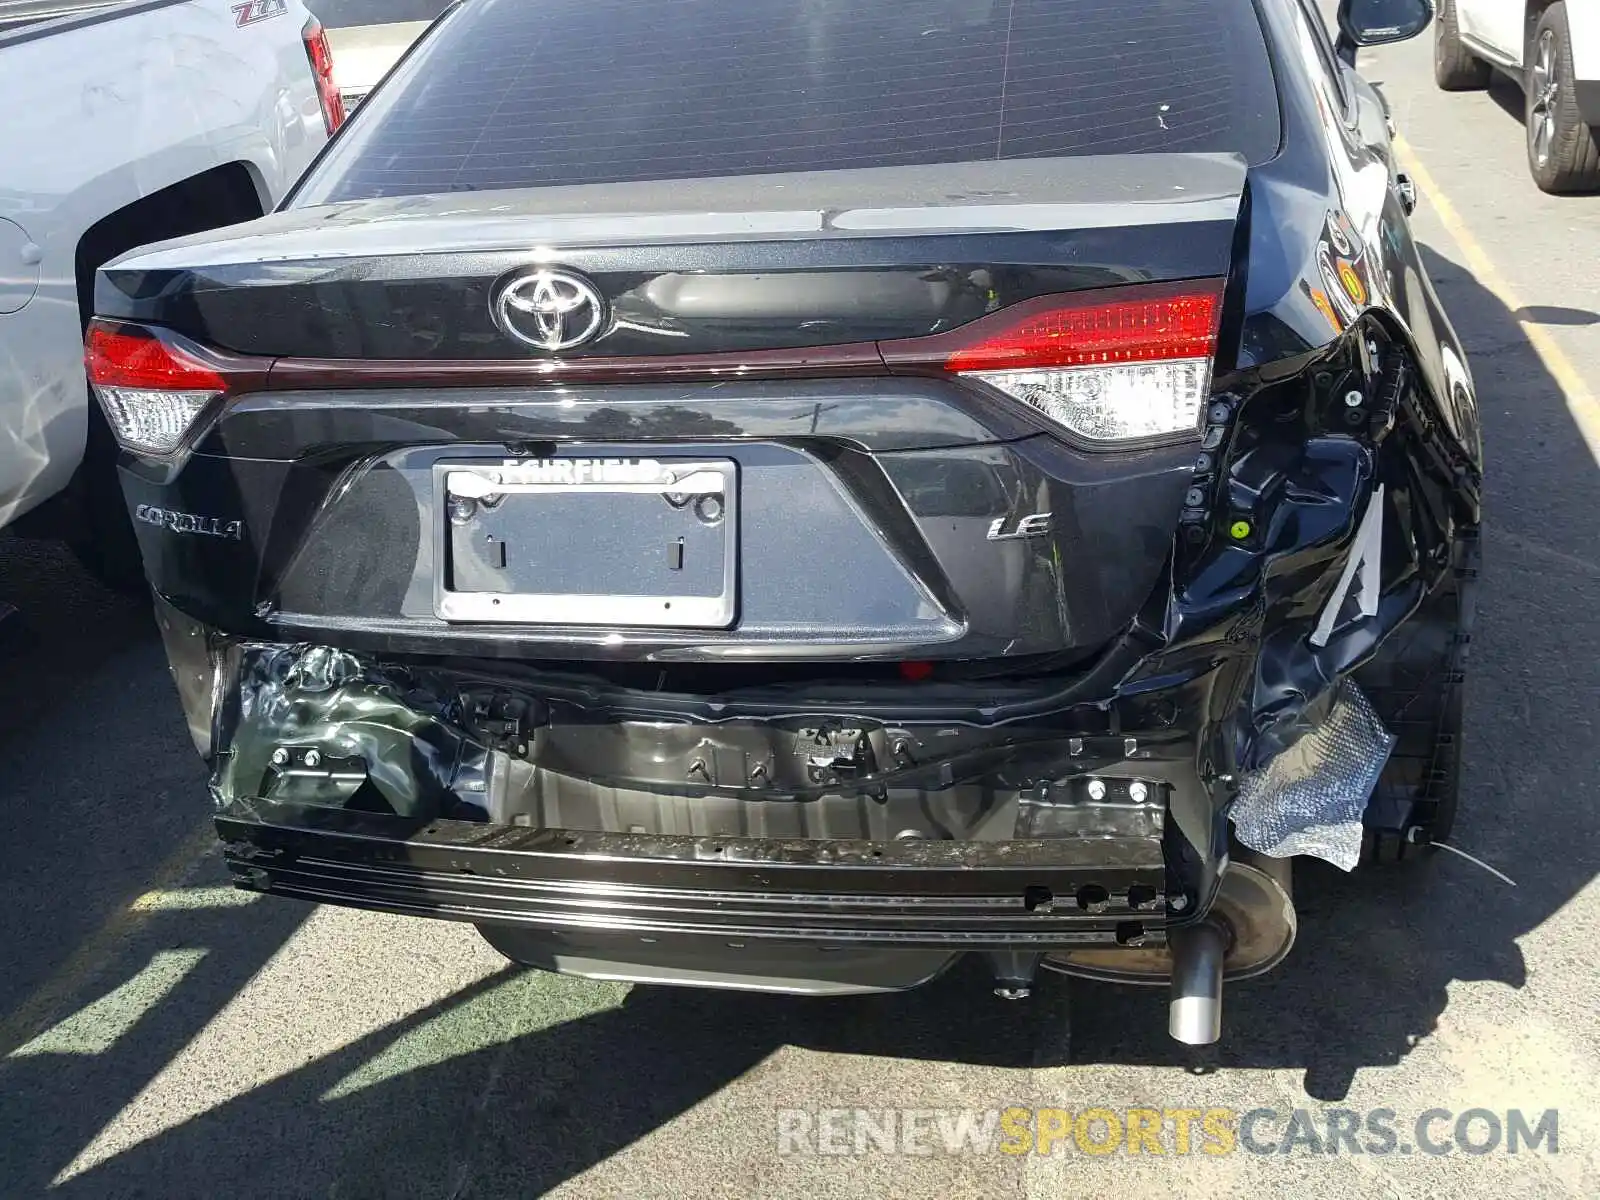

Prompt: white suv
[1435,0,1600,191]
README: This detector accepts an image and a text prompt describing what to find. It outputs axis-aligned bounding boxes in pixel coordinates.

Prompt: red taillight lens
[85,323,227,392]
[880,281,1224,445]
[942,286,1222,373]
[303,18,346,136]
[85,321,230,454]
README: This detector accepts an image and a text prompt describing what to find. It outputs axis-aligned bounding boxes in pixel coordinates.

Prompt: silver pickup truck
[1,0,331,585]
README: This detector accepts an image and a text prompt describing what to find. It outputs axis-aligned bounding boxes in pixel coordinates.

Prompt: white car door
[1457,0,1526,65]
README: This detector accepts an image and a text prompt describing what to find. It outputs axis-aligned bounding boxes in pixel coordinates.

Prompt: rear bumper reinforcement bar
[217,801,1168,947]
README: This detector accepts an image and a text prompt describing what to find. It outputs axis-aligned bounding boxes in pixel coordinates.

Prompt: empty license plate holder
[433,457,737,628]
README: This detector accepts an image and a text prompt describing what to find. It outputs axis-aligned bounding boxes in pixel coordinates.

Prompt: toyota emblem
[493,269,607,351]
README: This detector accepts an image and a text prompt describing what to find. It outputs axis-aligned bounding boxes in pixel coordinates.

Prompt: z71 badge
[135,505,243,540]
[232,0,287,27]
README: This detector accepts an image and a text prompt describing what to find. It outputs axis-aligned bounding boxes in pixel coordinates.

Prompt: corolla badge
[493,269,607,351]
[135,505,243,540]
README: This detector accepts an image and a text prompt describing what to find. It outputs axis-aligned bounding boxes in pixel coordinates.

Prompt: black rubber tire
[66,409,147,596]
[1434,0,1491,91]
[1526,3,1600,194]
[1355,529,1478,866]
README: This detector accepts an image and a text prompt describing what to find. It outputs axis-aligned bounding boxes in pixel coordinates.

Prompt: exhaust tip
[1167,920,1228,1045]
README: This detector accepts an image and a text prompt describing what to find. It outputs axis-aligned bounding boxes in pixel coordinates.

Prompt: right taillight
[85,322,230,454]
[302,18,346,137]
[887,282,1223,444]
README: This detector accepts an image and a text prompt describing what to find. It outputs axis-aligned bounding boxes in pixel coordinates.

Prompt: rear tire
[1434,0,1491,91]
[1356,528,1478,866]
[1525,3,1600,193]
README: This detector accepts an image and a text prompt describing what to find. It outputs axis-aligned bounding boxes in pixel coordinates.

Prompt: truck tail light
[887,282,1224,444]
[303,18,346,136]
[85,322,235,454]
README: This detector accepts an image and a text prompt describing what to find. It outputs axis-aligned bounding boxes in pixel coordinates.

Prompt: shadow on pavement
[0,539,214,1013]
[28,954,1060,1200]
[0,537,154,729]
[1515,304,1600,327]
[0,896,311,1198]
[1485,73,1527,126]
[2,243,1597,1196]
[0,541,315,1195]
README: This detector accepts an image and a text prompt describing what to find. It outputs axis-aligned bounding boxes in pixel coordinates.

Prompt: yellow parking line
[0,822,219,1059]
[128,884,259,912]
[1394,134,1600,463]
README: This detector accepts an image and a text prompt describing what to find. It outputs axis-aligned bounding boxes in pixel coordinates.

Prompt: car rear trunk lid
[97,155,1247,363]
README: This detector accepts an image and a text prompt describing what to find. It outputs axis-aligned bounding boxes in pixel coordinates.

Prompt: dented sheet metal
[210,642,1193,845]
[214,645,490,820]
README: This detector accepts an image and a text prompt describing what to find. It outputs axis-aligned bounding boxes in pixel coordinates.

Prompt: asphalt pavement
[312,0,453,25]
[1,22,1598,1200]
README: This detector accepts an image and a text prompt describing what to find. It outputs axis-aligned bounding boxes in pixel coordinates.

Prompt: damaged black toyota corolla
[87,0,1478,1044]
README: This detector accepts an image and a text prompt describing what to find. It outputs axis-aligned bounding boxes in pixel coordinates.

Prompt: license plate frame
[431,457,738,628]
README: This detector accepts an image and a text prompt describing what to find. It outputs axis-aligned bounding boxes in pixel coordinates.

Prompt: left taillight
[303,18,346,137]
[85,322,228,455]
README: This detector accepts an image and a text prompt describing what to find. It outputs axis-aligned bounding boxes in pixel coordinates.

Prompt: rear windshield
[293,0,1281,206]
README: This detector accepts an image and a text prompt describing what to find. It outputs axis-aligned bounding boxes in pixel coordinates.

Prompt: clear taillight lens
[925,283,1224,444]
[303,18,346,136]
[967,359,1212,443]
[85,322,225,454]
